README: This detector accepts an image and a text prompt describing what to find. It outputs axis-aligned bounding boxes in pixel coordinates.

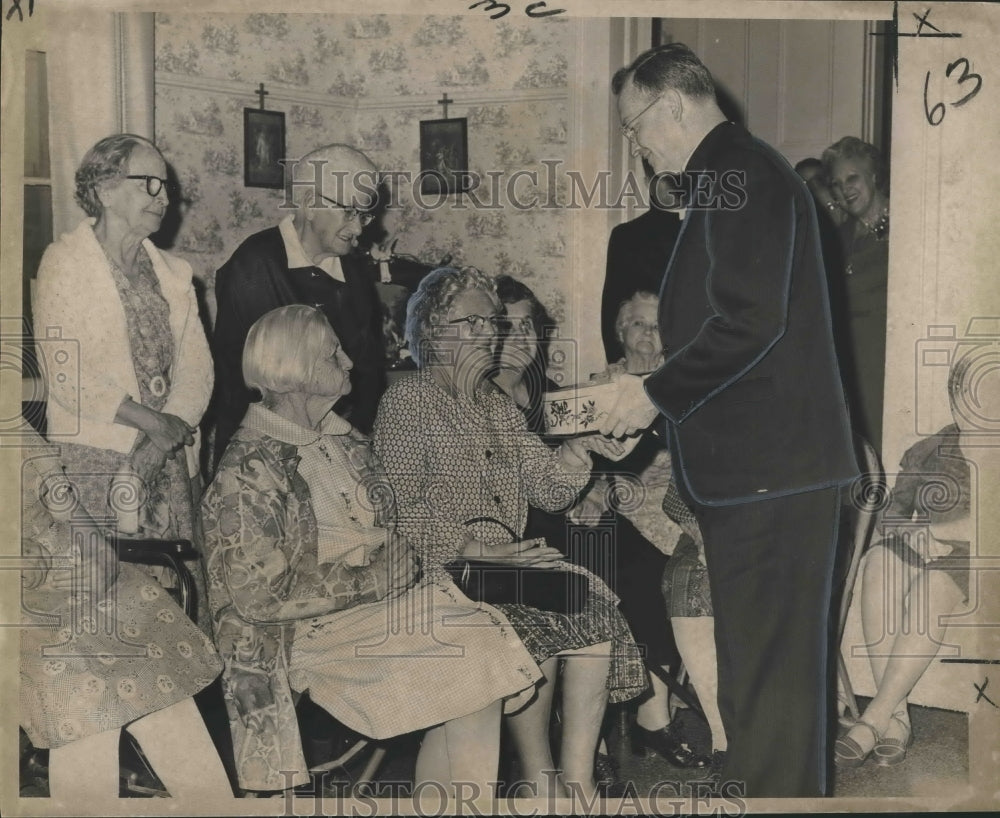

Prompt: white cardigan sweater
[33,219,212,476]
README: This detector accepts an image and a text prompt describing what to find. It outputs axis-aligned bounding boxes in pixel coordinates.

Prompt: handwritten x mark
[6,0,34,22]
[913,8,942,36]
[974,677,998,708]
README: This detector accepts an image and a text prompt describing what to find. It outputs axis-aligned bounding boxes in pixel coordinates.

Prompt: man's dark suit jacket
[643,122,857,505]
[602,207,683,364]
[211,226,385,464]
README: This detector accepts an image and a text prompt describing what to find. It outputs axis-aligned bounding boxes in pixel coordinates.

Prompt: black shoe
[709,749,726,781]
[630,722,708,768]
[594,752,618,784]
[594,753,627,797]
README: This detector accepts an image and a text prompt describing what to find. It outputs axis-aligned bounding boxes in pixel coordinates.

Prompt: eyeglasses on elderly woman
[446,313,508,333]
[125,174,172,197]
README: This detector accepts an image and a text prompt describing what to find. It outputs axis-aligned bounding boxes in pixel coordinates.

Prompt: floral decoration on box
[541,381,618,436]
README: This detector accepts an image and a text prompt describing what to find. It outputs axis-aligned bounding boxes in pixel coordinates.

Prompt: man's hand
[598,373,660,437]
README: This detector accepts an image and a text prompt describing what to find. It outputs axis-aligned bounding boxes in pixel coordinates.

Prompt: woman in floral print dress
[373,267,647,799]
[19,431,230,803]
[33,134,213,628]
[201,305,542,794]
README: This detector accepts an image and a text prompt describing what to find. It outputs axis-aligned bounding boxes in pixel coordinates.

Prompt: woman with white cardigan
[34,133,212,626]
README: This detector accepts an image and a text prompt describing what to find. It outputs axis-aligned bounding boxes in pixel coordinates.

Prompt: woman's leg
[859,566,965,737]
[48,728,121,803]
[672,616,726,751]
[125,697,232,799]
[414,701,502,803]
[504,657,562,797]
[558,646,612,800]
[635,669,671,731]
[860,545,903,692]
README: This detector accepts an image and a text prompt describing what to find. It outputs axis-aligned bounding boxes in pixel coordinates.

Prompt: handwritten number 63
[924,58,983,126]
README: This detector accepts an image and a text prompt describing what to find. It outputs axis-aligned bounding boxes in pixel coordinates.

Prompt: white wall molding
[156,70,568,112]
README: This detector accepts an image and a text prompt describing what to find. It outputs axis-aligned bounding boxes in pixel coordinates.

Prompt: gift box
[541,380,620,436]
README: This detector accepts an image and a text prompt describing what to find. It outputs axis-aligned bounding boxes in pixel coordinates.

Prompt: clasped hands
[461,535,565,568]
[123,401,196,486]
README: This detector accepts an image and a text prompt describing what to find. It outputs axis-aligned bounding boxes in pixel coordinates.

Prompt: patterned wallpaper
[154,13,574,327]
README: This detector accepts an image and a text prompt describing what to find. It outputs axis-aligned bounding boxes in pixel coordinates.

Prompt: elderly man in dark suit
[603,44,858,797]
[212,144,385,466]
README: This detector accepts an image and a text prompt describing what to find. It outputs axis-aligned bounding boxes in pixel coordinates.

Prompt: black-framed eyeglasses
[620,93,664,142]
[447,314,507,333]
[125,175,171,197]
[317,194,375,227]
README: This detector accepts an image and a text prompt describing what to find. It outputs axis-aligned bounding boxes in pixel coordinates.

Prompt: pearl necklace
[860,208,889,241]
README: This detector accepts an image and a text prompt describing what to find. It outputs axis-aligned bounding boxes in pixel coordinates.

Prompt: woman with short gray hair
[34,132,212,625]
[375,267,647,799]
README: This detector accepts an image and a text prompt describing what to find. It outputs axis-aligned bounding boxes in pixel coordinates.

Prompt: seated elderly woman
[577,291,720,768]
[372,267,647,799]
[19,430,230,803]
[495,282,706,771]
[834,355,987,768]
[201,305,541,795]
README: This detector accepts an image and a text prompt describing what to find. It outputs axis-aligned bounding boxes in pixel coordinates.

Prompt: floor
[338,695,970,802]
[20,692,969,803]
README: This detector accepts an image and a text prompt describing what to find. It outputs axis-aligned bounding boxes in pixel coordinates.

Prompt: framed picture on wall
[244,108,285,189]
[419,118,470,195]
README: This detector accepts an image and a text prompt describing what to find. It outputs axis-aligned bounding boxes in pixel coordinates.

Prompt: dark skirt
[524,504,677,677]
[876,536,970,602]
[662,534,713,618]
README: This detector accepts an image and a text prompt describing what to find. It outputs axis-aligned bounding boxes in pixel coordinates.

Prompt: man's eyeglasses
[318,194,375,227]
[447,314,506,333]
[126,175,171,197]
[620,93,664,143]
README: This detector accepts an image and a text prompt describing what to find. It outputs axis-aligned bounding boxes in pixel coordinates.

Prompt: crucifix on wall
[243,82,285,189]
[419,91,470,195]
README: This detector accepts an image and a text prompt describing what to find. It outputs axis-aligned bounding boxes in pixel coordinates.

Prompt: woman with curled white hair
[33,133,211,626]
[374,267,648,799]
[202,304,541,795]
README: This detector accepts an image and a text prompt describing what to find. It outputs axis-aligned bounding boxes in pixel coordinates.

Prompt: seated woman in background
[821,136,890,455]
[201,305,541,795]
[495,282,706,771]
[19,431,230,803]
[33,133,212,627]
[373,267,647,799]
[834,355,987,768]
[660,481,727,777]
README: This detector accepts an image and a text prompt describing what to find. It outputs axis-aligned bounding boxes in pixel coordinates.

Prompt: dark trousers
[695,486,841,797]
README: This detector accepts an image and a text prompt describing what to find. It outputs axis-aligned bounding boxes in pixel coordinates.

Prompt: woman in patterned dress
[373,267,647,799]
[19,431,230,803]
[500,285,711,771]
[201,305,542,794]
[33,134,212,627]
